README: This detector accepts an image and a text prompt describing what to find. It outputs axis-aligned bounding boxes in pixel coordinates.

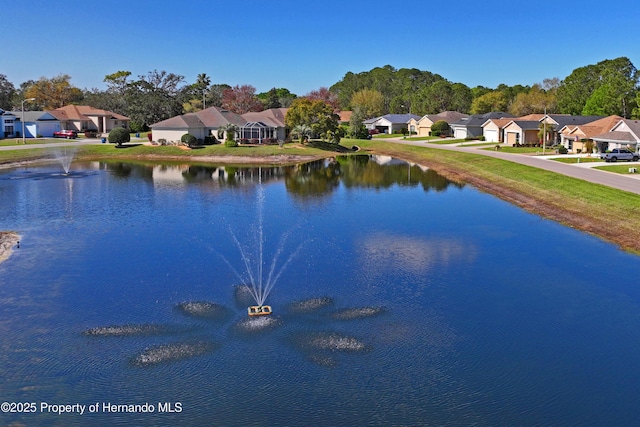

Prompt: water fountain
[224,170,303,316]
[52,146,76,175]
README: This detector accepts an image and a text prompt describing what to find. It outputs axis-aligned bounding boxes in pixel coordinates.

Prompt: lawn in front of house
[595,164,640,175]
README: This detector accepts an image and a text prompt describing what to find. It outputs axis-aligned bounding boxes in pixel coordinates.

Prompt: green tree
[108,127,130,146]
[509,84,557,116]
[218,123,239,146]
[126,70,186,131]
[413,80,454,114]
[350,88,384,119]
[285,98,340,141]
[0,74,16,110]
[558,57,638,117]
[291,124,312,143]
[431,120,450,136]
[181,133,197,147]
[24,74,83,109]
[470,91,507,114]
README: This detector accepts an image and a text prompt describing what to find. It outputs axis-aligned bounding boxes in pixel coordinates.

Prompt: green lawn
[552,157,602,164]
[595,164,640,174]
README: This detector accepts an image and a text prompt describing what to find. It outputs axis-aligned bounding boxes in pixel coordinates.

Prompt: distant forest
[1,57,637,132]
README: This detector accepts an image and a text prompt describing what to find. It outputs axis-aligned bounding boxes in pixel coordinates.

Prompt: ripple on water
[132,341,219,367]
[286,297,334,313]
[232,316,283,335]
[82,323,188,337]
[176,301,230,321]
[233,284,255,307]
[329,306,386,321]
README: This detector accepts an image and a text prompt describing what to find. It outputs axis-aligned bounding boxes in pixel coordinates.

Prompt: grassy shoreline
[2,139,639,253]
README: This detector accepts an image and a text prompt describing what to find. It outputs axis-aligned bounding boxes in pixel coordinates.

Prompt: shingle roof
[242,108,288,127]
[591,130,640,143]
[564,116,623,139]
[510,120,541,130]
[425,111,469,124]
[451,111,514,127]
[151,106,246,129]
[49,105,130,121]
[546,114,604,127]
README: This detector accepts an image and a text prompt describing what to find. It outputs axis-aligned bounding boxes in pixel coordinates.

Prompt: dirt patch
[0,231,20,264]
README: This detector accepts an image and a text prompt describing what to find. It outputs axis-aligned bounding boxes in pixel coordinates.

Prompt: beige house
[592,118,640,153]
[49,105,129,134]
[502,120,540,145]
[559,115,622,153]
[411,111,468,137]
[481,118,513,143]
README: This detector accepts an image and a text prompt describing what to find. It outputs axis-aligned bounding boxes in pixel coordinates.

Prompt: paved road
[385,137,640,195]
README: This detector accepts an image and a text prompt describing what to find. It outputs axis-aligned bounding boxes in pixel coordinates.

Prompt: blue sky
[4,0,639,96]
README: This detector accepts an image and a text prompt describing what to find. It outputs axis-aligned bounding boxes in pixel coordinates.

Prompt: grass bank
[353,139,640,253]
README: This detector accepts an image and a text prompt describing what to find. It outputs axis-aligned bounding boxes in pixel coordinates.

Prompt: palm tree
[291,124,312,143]
[218,123,239,142]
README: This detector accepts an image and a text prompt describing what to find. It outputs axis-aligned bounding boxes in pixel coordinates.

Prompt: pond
[1,155,640,426]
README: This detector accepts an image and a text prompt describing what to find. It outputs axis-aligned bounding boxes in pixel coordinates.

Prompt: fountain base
[248,305,272,316]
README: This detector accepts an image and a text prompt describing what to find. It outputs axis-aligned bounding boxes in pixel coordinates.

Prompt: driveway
[384,137,640,195]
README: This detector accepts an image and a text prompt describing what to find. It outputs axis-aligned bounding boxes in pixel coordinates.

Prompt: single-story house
[364,114,420,134]
[150,106,246,143]
[481,118,513,143]
[592,119,640,153]
[502,120,541,145]
[9,111,61,138]
[540,114,604,144]
[450,112,514,139]
[49,105,130,134]
[559,115,622,153]
[241,108,289,142]
[408,111,468,137]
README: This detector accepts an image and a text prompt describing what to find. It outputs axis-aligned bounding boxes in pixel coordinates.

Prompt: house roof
[151,106,246,129]
[451,111,514,128]
[338,111,352,123]
[49,105,130,121]
[564,115,623,139]
[506,120,541,130]
[544,114,604,128]
[364,113,421,125]
[242,108,288,128]
[481,118,513,128]
[591,130,639,144]
[423,111,469,124]
[9,111,59,122]
[516,113,545,121]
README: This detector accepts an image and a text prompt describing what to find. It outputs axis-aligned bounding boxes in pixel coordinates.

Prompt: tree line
[0,57,637,134]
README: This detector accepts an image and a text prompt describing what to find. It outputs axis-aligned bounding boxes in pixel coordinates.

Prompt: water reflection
[93,155,462,197]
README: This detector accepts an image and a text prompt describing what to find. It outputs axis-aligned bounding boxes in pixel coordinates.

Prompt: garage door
[454,128,467,139]
[506,132,518,145]
[484,129,498,142]
[37,122,60,137]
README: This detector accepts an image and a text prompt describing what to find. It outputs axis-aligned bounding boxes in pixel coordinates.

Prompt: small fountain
[224,170,304,317]
[52,146,77,175]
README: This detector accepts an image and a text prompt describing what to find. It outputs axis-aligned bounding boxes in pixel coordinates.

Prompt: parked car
[53,130,78,139]
[600,148,639,162]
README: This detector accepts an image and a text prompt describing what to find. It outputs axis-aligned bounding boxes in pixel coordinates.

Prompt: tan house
[559,115,622,153]
[481,118,513,143]
[502,120,540,145]
[411,111,468,137]
[49,105,129,134]
[592,118,640,153]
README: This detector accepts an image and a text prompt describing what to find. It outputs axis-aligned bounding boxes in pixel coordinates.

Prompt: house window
[4,119,13,124]
[5,125,14,134]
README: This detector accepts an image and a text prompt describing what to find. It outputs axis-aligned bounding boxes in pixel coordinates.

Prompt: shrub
[108,127,130,146]
[181,133,197,147]
[557,146,568,154]
[431,120,450,136]
[225,138,238,147]
[158,138,167,145]
[204,136,218,145]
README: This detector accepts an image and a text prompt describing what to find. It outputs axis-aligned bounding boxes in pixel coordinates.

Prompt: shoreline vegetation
[1,139,639,255]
